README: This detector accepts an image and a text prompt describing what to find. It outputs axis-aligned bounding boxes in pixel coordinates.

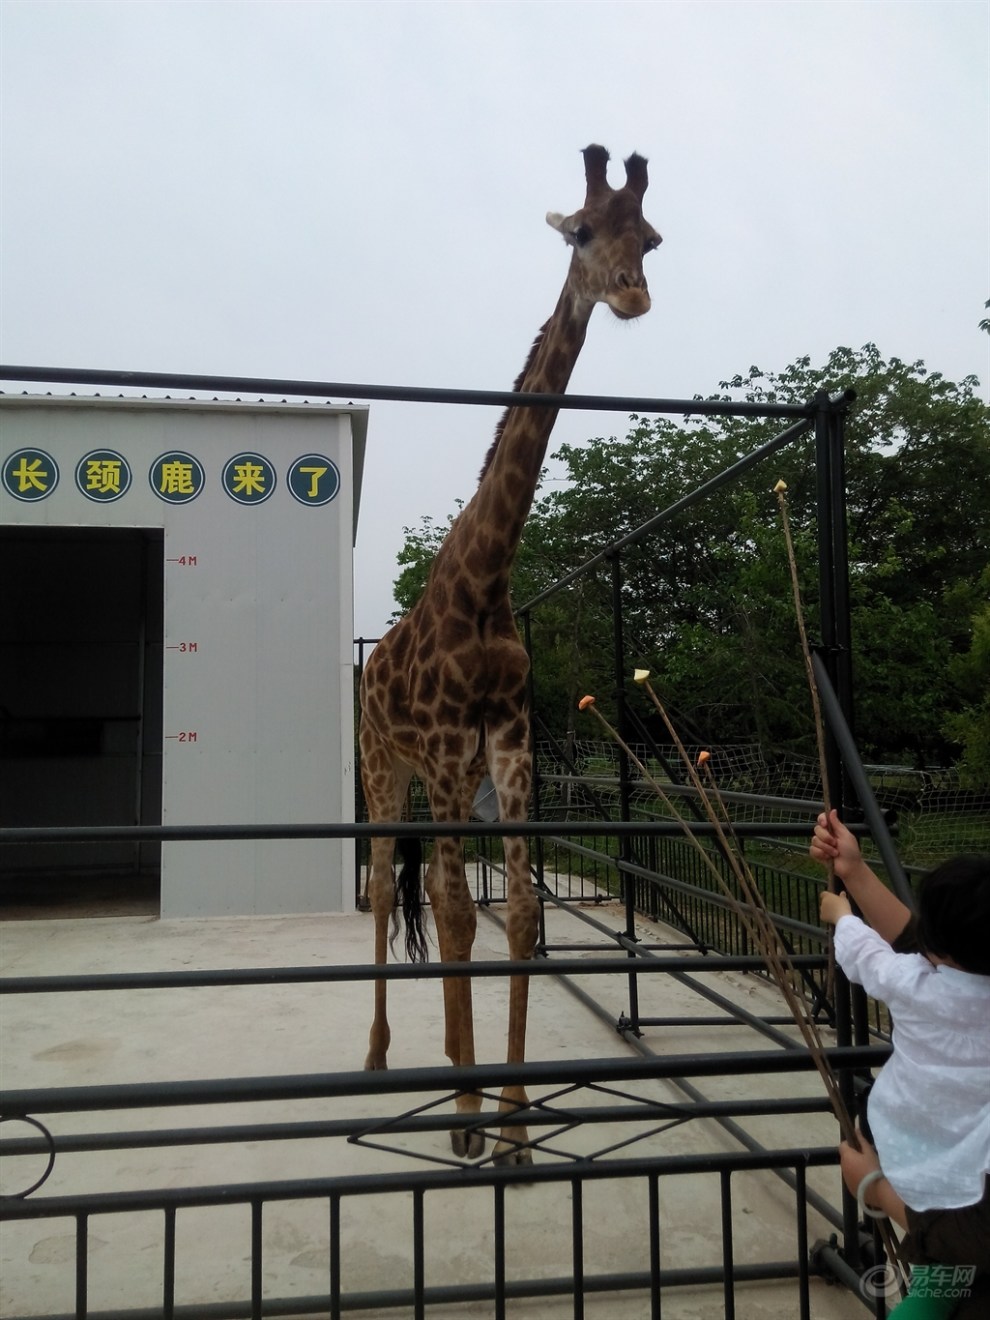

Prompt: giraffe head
[546,144,660,320]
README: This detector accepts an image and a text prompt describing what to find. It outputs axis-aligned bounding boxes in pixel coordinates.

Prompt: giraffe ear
[546,211,589,248]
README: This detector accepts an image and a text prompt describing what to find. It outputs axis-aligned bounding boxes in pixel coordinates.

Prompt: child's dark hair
[917,855,990,975]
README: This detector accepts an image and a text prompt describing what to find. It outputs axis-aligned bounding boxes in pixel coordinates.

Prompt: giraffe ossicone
[359,144,660,1165]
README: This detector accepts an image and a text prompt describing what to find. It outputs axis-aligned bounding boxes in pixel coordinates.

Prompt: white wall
[0,395,367,916]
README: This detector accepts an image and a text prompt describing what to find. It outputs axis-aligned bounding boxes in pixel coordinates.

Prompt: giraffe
[359,145,660,1164]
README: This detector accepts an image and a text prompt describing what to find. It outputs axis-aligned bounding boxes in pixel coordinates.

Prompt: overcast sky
[2,0,987,637]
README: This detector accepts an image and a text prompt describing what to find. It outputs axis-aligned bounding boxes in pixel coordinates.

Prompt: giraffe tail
[390,836,429,964]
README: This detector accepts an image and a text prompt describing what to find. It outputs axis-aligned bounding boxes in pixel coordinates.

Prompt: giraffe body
[359,146,660,1163]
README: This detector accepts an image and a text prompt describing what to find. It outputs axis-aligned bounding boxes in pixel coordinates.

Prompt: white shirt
[834,913,990,1211]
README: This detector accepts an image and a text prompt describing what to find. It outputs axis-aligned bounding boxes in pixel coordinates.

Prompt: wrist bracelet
[856,1168,889,1220]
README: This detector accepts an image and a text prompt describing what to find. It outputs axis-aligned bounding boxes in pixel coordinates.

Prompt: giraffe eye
[643,233,661,255]
[571,224,593,248]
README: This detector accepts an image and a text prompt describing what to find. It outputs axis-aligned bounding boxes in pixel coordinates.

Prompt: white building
[0,394,367,917]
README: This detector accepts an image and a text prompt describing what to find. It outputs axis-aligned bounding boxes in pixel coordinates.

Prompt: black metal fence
[2,365,901,1318]
[0,1121,849,1320]
[1,937,890,1320]
[1,827,891,1316]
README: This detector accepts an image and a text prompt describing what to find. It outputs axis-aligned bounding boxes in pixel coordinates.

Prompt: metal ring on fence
[0,1114,58,1199]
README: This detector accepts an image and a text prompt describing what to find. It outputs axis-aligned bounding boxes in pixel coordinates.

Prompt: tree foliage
[943,589,990,787]
[391,345,990,779]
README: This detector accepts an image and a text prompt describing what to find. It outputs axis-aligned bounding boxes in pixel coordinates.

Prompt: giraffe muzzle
[606,286,652,320]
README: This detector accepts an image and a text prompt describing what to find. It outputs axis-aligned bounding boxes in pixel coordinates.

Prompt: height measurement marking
[165,731,199,743]
[166,555,198,566]
[166,642,199,653]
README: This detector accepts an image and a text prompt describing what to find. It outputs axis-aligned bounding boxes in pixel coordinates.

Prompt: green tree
[943,588,990,787]
[391,507,460,621]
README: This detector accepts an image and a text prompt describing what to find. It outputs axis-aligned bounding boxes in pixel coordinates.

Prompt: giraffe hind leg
[428,839,486,1160]
[361,743,414,1073]
[364,831,397,1071]
[424,762,488,1160]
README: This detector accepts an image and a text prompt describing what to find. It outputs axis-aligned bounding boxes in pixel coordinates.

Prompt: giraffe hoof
[450,1129,486,1160]
[363,1054,388,1071]
[492,1142,534,1168]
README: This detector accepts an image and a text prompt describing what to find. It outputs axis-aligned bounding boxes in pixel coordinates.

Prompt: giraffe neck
[434,282,593,603]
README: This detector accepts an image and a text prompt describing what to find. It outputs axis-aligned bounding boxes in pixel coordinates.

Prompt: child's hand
[820,890,852,926]
[810,809,862,880]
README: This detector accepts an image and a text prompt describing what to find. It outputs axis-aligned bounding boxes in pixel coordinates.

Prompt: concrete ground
[0,891,868,1319]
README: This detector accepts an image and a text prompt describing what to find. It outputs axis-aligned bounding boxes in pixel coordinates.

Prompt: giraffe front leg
[448,971,485,1161]
[494,841,540,1166]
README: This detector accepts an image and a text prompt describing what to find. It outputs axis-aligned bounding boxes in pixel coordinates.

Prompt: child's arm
[811,810,913,944]
[839,1138,908,1230]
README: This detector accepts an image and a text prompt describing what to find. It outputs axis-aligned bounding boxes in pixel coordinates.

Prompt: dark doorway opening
[0,526,163,916]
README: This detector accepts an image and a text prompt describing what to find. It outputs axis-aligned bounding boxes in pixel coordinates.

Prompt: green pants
[890,1291,957,1319]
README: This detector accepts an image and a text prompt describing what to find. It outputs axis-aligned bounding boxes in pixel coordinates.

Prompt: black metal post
[813,389,863,1270]
[813,390,844,812]
[827,401,855,733]
[825,398,873,1050]
[815,386,888,1279]
[609,552,641,1035]
[521,611,547,920]
[354,636,375,910]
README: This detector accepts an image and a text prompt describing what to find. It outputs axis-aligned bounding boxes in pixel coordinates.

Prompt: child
[812,811,990,1317]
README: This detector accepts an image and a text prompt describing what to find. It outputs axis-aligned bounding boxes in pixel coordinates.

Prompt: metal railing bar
[572,1176,585,1320]
[251,1200,263,1320]
[0,954,828,996]
[413,1187,425,1320]
[0,819,827,846]
[0,1046,889,1120]
[0,1097,831,1165]
[632,1015,806,1028]
[0,1145,838,1221]
[0,1260,816,1320]
[796,1164,811,1320]
[0,364,814,420]
[648,1174,661,1320]
[163,1207,176,1320]
[76,1212,88,1320]
[329,1194,341,1320]
[493,1182,506,1320]
[721,1169,735,1320]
